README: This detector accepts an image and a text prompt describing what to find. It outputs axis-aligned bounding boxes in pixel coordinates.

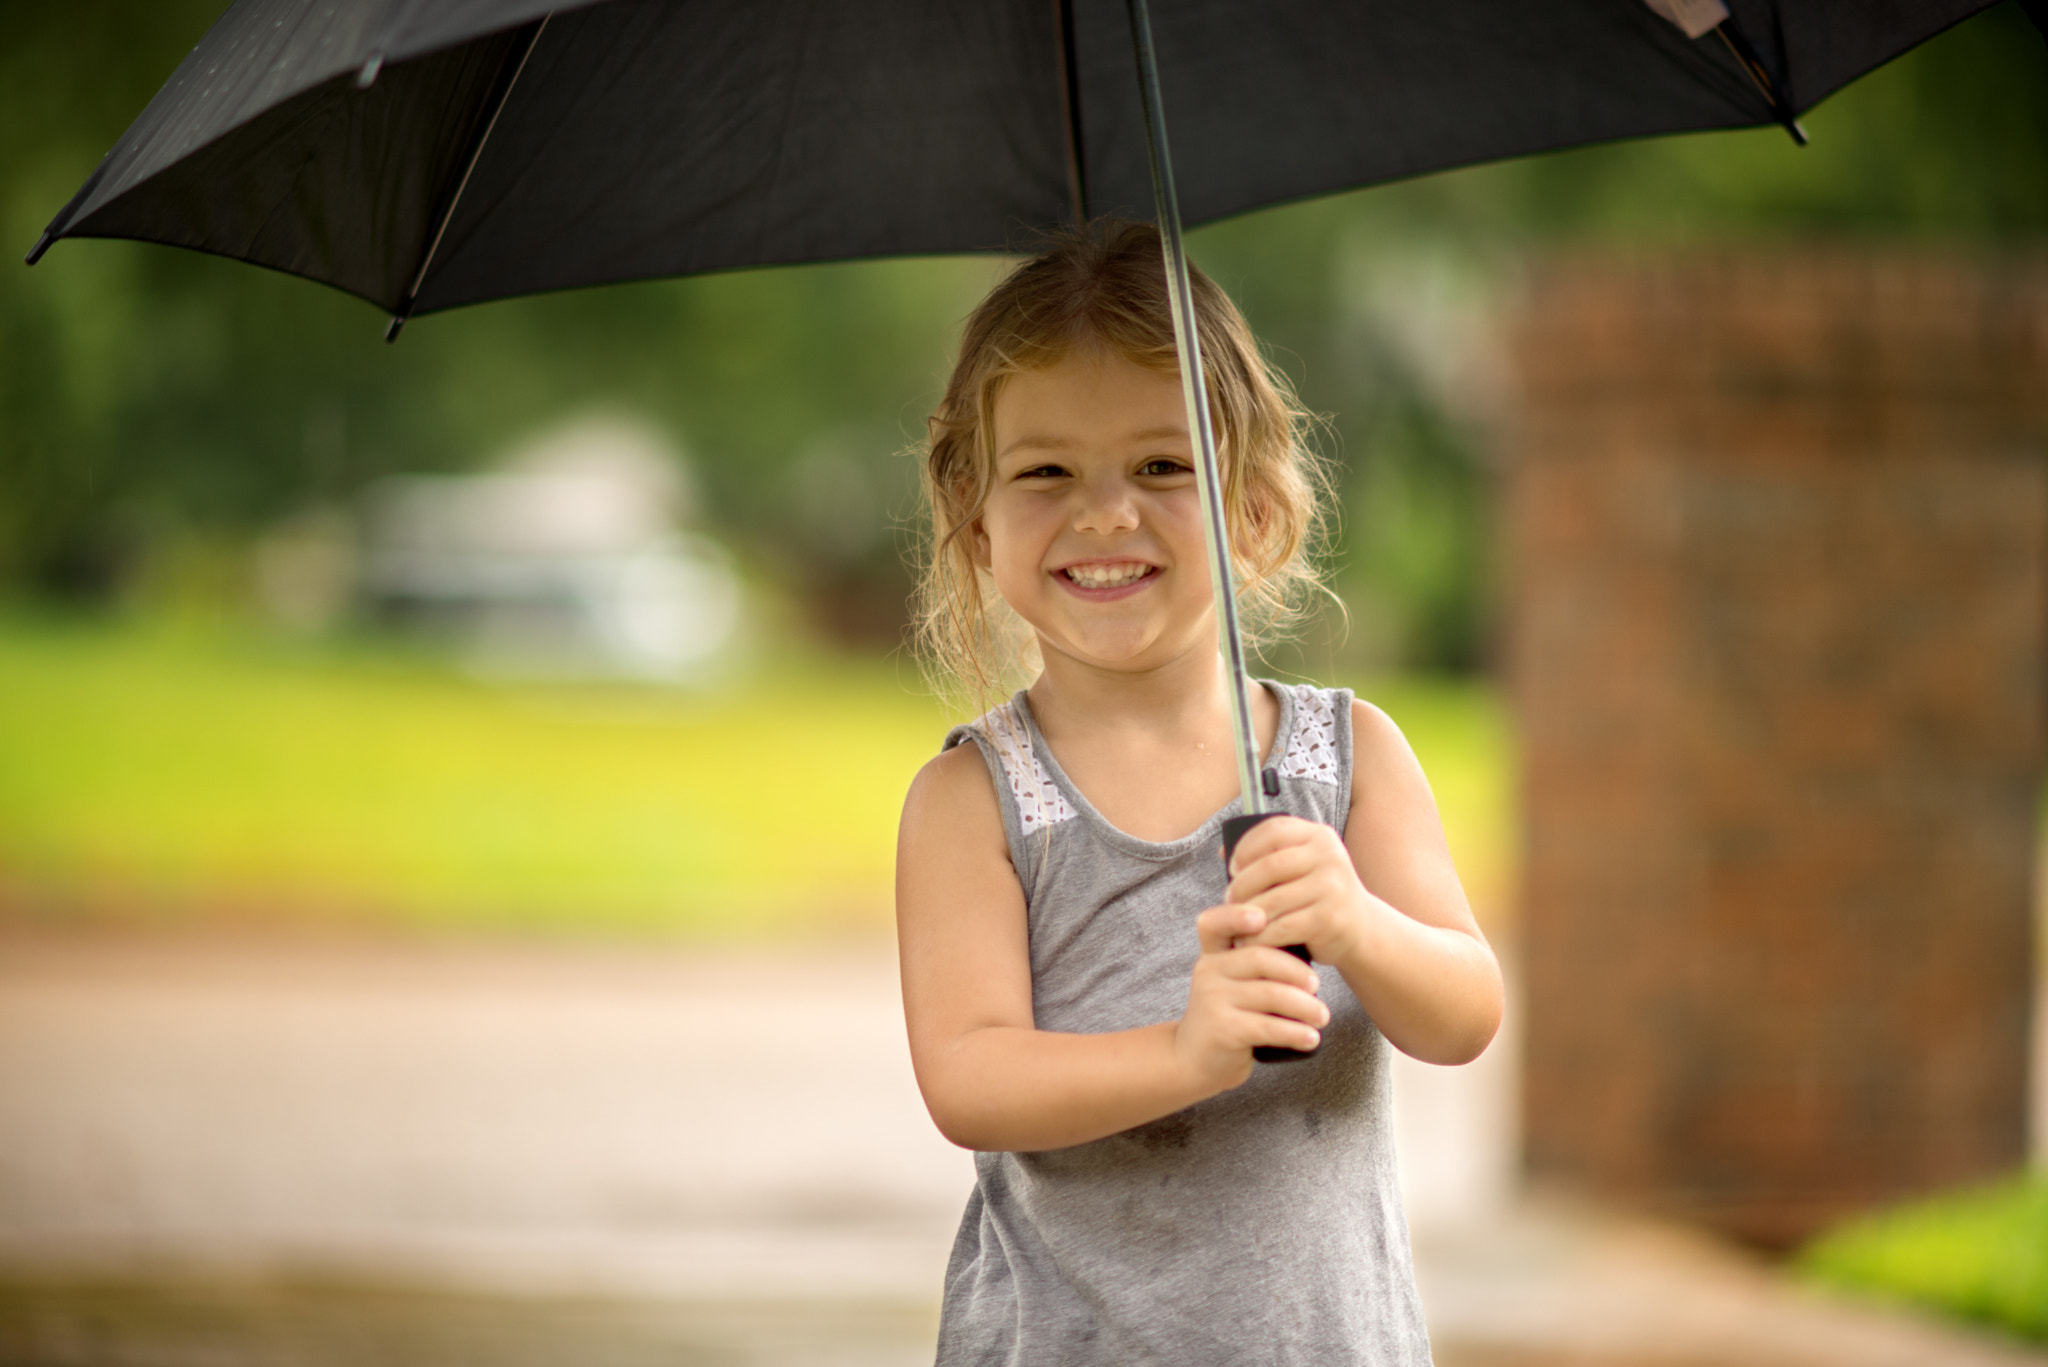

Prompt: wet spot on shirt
[1126,1112,1195,1151]
[1304,1109,1324,1138]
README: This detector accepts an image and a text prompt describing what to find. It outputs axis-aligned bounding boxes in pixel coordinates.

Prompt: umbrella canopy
[30,0,2001,323]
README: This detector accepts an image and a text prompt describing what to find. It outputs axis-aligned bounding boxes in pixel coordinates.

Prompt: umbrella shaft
[1125,0,1267,817]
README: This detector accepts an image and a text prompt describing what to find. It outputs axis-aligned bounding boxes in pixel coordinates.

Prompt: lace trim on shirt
[976,703,1077,834]
[1276,686,1343,786]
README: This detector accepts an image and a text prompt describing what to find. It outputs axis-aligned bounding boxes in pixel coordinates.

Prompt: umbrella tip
[384,313,407,343]
[24,229,52,266]
[356,52,384,89]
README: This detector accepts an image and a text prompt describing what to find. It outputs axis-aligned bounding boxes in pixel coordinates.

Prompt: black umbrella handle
[1221,810,1318,1064]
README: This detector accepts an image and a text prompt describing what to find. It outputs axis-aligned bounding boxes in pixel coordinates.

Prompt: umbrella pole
[1127,0,1318,1064]
[1124,0,1271,819]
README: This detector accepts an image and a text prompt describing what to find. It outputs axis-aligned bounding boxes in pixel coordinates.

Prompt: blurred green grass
[0,615,1513,939]
[1799,1171,2048,1345]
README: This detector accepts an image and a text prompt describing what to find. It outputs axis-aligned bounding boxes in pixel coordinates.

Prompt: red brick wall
[1510,254,2048,1246]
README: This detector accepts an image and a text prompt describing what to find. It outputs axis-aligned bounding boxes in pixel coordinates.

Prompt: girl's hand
[1207,702,1503,1070]
[1175,903,1328,1089]
[1225,816,1374,966]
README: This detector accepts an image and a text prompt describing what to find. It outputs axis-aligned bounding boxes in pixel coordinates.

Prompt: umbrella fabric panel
[374,0,582,65]
[413,1,1074,314]
[42,0,579,251]
[66,38,522,309]
[1065,0,1999,228]
[1729,0,1997,111]
[1071,0,1750,226]
[46,0,392,234]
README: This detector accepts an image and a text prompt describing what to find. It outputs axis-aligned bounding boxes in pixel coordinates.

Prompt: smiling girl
[896,221,1503,1366]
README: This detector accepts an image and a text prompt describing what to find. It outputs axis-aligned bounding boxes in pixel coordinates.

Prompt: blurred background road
[0,935,2041,1366]
[0,942,972,1305]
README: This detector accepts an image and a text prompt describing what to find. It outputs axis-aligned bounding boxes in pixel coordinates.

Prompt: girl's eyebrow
[996,434,1074,459]
[997,425,1188,460]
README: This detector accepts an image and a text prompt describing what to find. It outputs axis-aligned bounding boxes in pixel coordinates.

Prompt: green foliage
[1799,1171,2048,1344]
[0,613,1512,936]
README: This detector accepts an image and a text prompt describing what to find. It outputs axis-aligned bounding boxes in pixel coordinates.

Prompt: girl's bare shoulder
[900,740,1003,840]
[897,739,1022,914]
[1351,695,1417,763]
[1347,697,1440,821]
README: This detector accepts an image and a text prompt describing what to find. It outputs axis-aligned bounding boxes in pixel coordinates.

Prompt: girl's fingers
[1207,944,1320,994]
[1222,814,1294,870]
[1196,902,1267,954]
[1224,815,1319,876]
[1250,1017,1324,1052]
[1215,994,1327,1049]
[1226,980,1329,1028]
[1238,878,1319,924]
[1227,838,1334,903]
[1194,975,1326,1031]
[1181,1001,1319,1066]
[1228,836,1343,897]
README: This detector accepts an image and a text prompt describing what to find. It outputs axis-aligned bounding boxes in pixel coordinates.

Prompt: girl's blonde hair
[913,219,1332,707]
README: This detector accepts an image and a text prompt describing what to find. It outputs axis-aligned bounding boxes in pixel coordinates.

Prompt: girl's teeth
[1066,564,1150,588]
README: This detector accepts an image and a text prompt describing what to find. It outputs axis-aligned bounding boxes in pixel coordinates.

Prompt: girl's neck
[1025,640,1229,737]
[1022,642,1279,843]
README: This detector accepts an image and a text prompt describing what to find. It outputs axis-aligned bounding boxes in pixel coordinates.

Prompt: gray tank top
[935,681,1432,1367]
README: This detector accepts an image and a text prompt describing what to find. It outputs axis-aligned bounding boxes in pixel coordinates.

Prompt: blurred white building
[359,415,740,680]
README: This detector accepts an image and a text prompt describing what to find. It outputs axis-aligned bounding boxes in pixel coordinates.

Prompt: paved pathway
[0,937,2039,1366]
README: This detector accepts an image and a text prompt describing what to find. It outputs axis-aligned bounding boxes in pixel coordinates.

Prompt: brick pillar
[1510,254,2048,1247]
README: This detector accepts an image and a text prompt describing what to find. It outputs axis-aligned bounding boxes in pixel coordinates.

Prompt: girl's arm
[897,744,1326,1153]
[1227,699,1504,1066]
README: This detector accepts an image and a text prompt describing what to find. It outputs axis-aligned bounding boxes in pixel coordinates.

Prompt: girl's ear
[968,516,992,570]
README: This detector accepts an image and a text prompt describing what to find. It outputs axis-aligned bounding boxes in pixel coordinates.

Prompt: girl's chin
[1035,629,1214,675]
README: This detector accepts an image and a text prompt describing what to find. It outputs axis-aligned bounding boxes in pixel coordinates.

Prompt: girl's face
[974,347,1216,677]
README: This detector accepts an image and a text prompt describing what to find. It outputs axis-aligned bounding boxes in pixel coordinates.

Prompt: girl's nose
[1072,477,1140,533]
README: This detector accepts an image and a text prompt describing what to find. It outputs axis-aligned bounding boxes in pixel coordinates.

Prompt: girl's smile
[1057,558,1159,596]
[975,348,1213,673]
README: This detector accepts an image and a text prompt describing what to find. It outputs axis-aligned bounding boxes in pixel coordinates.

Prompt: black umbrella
[24,0,2012,325]
[23,0,2019,869]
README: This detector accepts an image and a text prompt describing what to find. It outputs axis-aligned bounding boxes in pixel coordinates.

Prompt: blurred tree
[3,1,2044,661]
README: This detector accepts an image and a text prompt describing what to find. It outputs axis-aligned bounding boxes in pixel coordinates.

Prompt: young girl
[896,221,1503,1367]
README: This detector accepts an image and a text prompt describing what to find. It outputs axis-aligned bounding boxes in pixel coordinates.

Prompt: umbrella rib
[1053,0,1088,226]
[1715,19,1807,145]
[385,13,552,341]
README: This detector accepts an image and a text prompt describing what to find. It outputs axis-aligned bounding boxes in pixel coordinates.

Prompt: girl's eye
[1014,463,1068,480]
[1139,457,1190,477]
